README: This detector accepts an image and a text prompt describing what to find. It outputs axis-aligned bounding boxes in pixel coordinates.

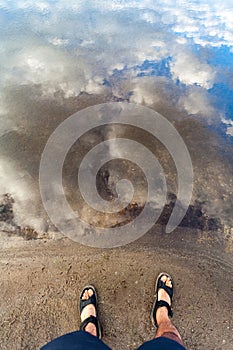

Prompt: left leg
[41,286,111,350]
[41,330,111,350]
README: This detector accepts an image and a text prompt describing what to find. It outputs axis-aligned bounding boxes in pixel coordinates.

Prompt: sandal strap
[80,315,100,338]
[80,293,97,313]
[153,300,173,327]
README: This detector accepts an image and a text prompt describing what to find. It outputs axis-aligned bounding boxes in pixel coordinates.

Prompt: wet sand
[0,226,232,350]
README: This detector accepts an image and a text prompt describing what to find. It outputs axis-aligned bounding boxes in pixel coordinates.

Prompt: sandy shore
[0,226,232,350]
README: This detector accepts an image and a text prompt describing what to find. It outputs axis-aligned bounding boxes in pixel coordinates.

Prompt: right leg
[138,273,186,350]
[155,275,184,346]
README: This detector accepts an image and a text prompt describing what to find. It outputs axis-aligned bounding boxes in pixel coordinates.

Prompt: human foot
[79,285,101,338]
[151,273,174,327]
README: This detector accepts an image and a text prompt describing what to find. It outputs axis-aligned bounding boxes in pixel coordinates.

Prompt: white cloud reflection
[178,87,215,117]
[222,117,233,136]
[170,52,216,89]
[1,0,232,95]
[0,0,232,133]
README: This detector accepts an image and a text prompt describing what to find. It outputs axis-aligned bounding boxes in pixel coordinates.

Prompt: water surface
[0,0,233,245]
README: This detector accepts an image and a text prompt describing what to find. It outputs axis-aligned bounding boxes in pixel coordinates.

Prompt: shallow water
[0,1,233,247]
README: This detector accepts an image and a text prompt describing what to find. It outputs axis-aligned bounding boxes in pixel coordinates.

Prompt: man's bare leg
[155,275,184,346]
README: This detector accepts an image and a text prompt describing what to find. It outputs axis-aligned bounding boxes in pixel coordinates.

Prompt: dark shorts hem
[41,331,186,350]
[40,330,111,350]
[137,336,186,350]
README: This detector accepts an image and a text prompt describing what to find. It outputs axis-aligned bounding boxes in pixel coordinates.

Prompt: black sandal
[79,285,102,339]
[151,272,174,327]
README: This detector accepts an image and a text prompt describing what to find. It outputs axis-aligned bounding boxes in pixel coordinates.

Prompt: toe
[166,277,172,288]
[82,290,88,300]
[161,275,167,283]
[87,289,93,297]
